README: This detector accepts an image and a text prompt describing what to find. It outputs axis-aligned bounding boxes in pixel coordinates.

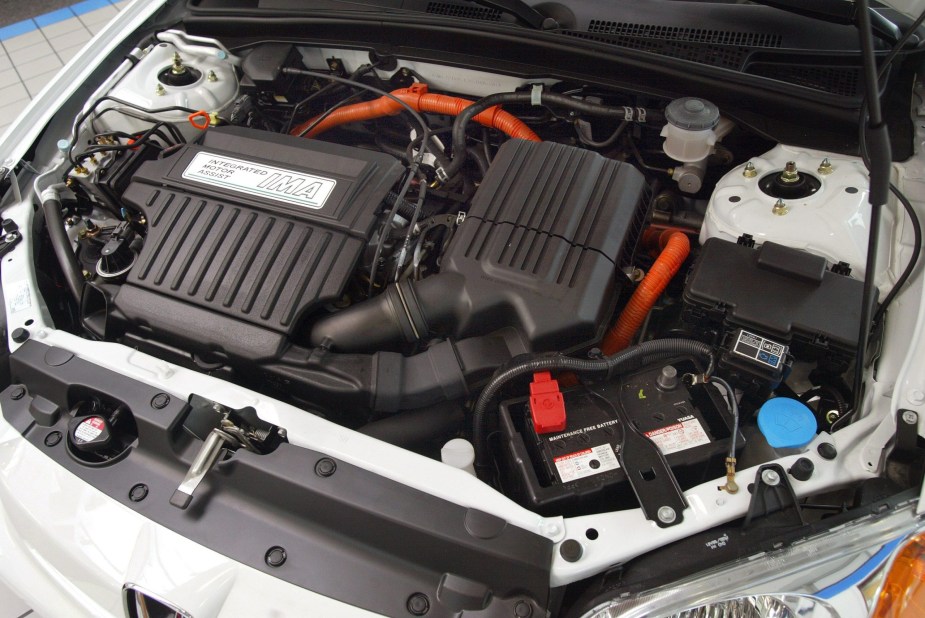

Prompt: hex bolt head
[771,199,790,216]
[10,385,25,400]
[151,393,171,409]
[265,546,287,567]
[44,431,62,447]
[657,506,677,524]
[11,328,29,343]
[129,484,149,502]
[902,410,918,425]
[407,593,430,616]
[315,458,336,477]
[742,161,757,178]
[761,468,781,486]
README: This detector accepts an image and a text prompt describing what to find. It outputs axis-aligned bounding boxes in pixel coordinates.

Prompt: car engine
[33,26,918,534]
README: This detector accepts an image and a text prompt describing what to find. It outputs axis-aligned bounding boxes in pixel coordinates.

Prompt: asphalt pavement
[1,0,76,26]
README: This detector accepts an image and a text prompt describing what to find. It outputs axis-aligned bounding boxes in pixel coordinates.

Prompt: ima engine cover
[116,126,403,342]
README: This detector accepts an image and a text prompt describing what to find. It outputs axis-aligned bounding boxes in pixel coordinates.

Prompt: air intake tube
[310,274,466,352]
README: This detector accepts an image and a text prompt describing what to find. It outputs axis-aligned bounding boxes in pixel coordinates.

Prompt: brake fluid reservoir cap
[665,97,720,131]
[758,398,817,449]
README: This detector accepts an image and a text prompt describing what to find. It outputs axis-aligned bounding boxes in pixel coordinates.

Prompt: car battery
[497,357,743,517]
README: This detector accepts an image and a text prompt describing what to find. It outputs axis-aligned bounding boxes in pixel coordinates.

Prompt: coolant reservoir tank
[700,145,894,287]
[97,36,239,140]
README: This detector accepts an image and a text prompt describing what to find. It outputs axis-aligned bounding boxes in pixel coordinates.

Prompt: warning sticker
[554,444,620,483]
[74,417,105,443]
[644,416,711,455]
[182,152,336,210]
[8,281,31,314]
[732,330,787,369]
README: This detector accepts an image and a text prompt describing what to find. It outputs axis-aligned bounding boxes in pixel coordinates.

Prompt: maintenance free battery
[496,357,743,516]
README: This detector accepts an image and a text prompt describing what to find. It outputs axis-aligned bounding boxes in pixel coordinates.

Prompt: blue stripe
[815,537,904,599]
[34,8,78,28]
[71,0,113,15]
[0,19,38,42]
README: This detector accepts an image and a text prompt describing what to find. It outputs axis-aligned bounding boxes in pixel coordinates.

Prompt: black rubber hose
[42,197,85,304]
[440,92,661,181]
[471,338,713,471]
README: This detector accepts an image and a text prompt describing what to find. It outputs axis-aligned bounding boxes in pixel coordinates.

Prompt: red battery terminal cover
[529,371,567,434]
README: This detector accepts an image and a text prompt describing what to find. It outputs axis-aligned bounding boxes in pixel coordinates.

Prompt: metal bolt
[742,161,757,178]
[151,393,171,409]
[10,385,25,400]
[780,161,800,183]
[4,233,17,243]
[772,199,790,216]
[657,506,677,524]
[207,70,218,82]
[129,483,149,502]
[265,546,287,567]
[407,593,430,616]
[761,468,781,486]
[902,410,918,425]
[818,157,834,175]
[44,431,62,447]
[825,409,841,424]
[171,52,187,75]
[315,457,336,477]
[155,83,166,96]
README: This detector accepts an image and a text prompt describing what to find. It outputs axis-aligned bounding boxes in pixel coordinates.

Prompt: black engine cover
[120,126,403,335]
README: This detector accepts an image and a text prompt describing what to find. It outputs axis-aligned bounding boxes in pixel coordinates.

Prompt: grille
[426,2,502,21]
[745,64,862,98]
[564,30,750,70]
[587,21,782,48]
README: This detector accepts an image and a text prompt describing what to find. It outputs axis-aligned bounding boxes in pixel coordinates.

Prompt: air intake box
[440,139,648,349]
[310,139,649,353]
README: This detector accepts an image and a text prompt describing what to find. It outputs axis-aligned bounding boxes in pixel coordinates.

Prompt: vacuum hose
[41,195,85,304]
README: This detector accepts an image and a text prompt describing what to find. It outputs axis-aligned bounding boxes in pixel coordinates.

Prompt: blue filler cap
[758,398,817,449]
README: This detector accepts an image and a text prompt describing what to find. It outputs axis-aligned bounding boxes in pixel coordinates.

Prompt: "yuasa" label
[554,444,620,483]
[182,152,336,210]
[644,416,711,455]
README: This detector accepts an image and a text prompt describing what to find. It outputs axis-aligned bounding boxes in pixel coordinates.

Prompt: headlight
[582,501,924,618]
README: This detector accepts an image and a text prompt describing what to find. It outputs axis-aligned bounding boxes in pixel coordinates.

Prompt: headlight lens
[871,531,925,618]
[582,502,924,618]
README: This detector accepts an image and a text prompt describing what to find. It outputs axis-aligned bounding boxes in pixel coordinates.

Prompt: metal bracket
[170,395,286,509]
[608,390,687,528]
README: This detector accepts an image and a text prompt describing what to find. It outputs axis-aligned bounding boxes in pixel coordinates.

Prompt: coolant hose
[600,232,690,356]
[42,196,85,304]
[291,83,541,142]
[471,338,714,472]
[440,91,662,181]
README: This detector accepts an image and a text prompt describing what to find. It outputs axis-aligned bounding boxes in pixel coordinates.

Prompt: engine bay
[9,19,924,608]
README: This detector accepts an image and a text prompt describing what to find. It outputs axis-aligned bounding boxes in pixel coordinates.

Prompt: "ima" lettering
[257,173,323,200]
